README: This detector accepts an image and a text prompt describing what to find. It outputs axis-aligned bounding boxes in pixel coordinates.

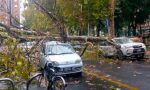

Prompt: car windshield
[45,44,75,55]
[113,37,133,44]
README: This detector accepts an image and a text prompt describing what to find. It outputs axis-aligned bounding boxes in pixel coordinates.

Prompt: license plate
[137,49,141,52]
[63,67,72,72]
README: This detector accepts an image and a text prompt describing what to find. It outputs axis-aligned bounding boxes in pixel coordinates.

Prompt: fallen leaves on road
[133,71,142,75]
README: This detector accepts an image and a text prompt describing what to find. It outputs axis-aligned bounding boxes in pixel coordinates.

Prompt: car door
[99,41,117,57]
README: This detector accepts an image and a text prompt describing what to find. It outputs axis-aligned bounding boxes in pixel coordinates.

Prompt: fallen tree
[32,0,68,42]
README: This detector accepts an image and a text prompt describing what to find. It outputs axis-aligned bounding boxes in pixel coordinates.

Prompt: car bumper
[125,48,146,57]
[54,64,83,75]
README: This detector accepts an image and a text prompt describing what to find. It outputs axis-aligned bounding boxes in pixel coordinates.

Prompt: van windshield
[45,44,75,55]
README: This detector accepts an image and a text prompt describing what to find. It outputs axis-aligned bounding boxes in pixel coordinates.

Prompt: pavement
[84,58,150,90]
[2,59,150,90]
[20,73,121,90]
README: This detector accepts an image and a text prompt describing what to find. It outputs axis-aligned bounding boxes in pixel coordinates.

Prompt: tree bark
[132,23,137,36]
[33,0,68,42]
[109,0,116,38]
[0,23,25,40]
[96,20,100,37]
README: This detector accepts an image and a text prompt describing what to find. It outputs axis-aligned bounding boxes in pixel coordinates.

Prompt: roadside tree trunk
[109,0,116,38]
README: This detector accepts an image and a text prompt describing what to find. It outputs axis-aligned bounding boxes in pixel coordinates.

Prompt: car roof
[44,41,68,46]
[112,37,127,40]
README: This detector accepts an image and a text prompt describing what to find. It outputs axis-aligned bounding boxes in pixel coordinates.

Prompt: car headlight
[52,61,59,66]
[75,59,82,64]
[141,44,146,50]
[46,61,59,67]
[46,62,53,68]
[123,46,131,49]
[46,62,55,74]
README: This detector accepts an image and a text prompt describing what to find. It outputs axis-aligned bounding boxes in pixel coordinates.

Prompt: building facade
[0,0,20,26]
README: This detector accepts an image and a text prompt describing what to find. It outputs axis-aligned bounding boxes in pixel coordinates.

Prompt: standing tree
[108,0,116,38]
[56,0,110,36]
[115,0,150,36]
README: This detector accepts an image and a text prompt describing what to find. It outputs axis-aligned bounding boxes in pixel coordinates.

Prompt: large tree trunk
[0,23,24,40]
[96,20,101,37]
[132,24,137,36]
[127,25,131,37]
[109,18,115,38]
[79,19,84,36]
[109,0,116,38]
[33,0,68,42]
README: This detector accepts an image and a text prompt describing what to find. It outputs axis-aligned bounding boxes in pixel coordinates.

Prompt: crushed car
[99,37,146,59]
[99,40,117,57]
[39,41,83,76]
[112,37,146,59]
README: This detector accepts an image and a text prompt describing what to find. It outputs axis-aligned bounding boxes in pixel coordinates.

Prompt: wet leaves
[83,68,123,90]
[133,71,142,75]
[0,38,38,82]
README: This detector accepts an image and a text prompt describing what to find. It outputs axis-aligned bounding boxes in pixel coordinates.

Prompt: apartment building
[0,0,20,26]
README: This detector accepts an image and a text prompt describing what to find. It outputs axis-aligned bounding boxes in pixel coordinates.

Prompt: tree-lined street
[0,0,150,90]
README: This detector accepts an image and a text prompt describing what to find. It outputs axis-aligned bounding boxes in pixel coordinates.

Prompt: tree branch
[0,23,25,41]
[32,0,68,42]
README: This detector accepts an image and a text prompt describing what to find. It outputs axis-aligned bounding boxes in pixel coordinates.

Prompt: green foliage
[57,0,110,35]
[22,5,36,28]
[31,12,55,32]
[119,0,150,24]
[0,38,37,81]
[23,0,110,36]
[115,0,150,36]
[23,2,56,33]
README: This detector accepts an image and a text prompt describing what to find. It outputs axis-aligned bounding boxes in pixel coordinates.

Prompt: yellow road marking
[84,68,139,90]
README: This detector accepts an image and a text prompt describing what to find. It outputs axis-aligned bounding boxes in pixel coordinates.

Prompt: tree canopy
[115,0,150,36]
[23,0,110,36]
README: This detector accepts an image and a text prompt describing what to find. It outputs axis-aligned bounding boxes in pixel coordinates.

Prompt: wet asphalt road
[20,74,120,90]
[2,59,150,90]
[84,60,150,90]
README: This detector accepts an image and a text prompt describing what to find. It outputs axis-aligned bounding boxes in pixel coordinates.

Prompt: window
[46,44,75,55]
[99,41,112,46]
[14,4,18,7]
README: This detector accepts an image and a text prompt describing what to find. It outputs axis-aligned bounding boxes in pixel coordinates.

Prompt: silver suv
[112,37,146,59]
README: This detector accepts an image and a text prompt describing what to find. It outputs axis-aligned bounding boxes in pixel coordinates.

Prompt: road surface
[84,59,150,90]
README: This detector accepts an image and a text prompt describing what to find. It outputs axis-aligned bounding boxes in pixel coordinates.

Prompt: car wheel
[137,54,145,60]
[117,50,124,60]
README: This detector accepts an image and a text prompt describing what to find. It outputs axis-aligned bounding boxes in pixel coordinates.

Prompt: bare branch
[0,22,25,41]
[32,0,68,42]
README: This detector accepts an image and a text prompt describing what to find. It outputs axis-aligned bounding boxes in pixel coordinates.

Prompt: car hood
[120,42,144,48]
[45,53,82,65]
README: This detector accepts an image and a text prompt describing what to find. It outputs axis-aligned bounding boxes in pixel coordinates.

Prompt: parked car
[112,37,146,59]
[18,41,36,51]
[71,41,82,53]
[39,41,83,76]
[99,40,117,57]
